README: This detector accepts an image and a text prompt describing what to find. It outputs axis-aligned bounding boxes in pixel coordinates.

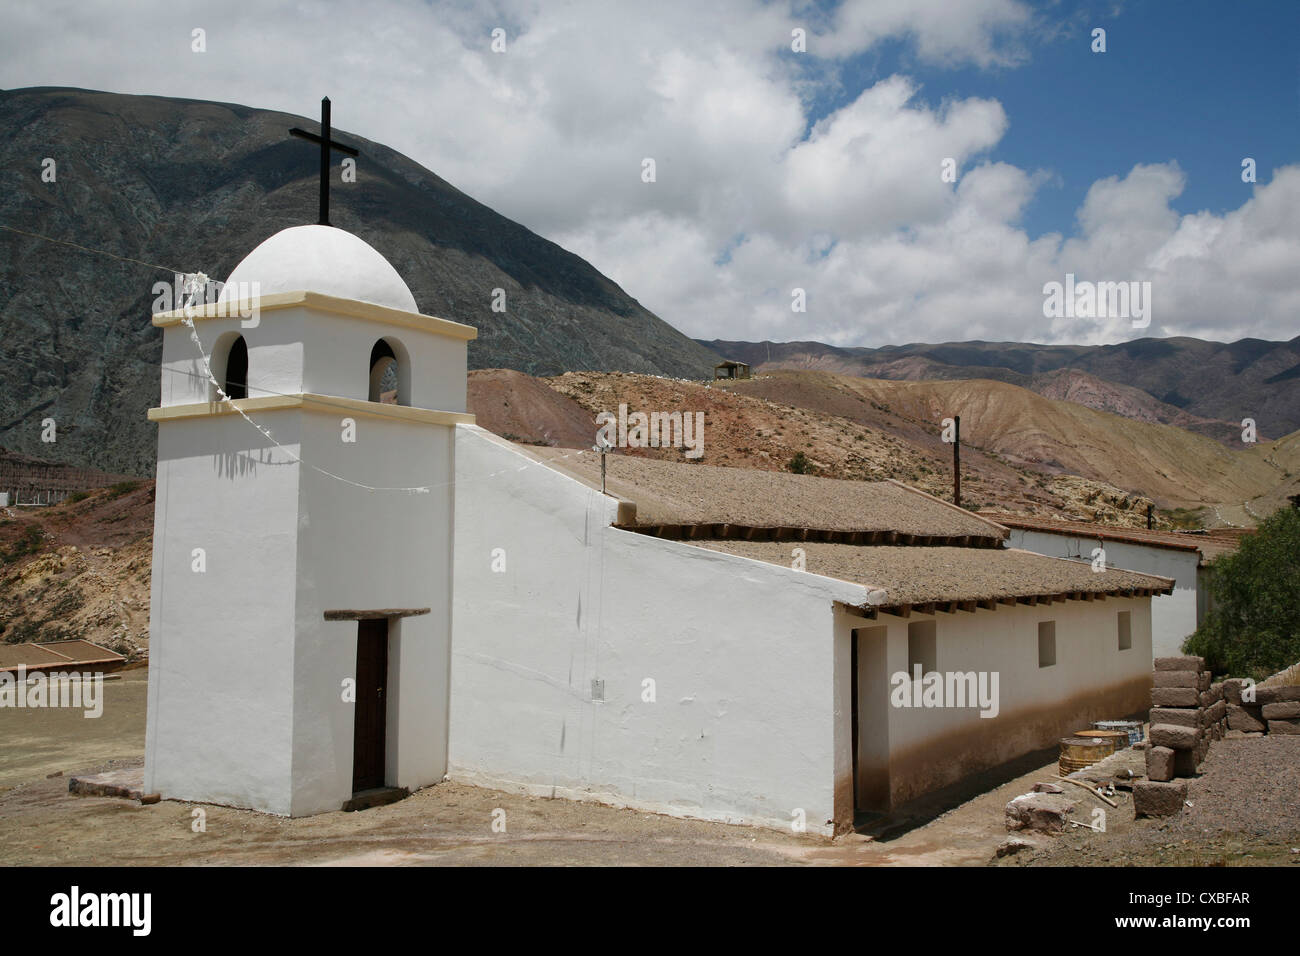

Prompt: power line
[0,223,203,279]
[2,220,597,494]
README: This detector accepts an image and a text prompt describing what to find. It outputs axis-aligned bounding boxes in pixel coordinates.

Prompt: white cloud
[818,0,1036,68]
[2,0,1296,348]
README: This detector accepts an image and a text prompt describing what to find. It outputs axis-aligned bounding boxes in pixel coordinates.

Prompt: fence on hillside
[0,455,138,508]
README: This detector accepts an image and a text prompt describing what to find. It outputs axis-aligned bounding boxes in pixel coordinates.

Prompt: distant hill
[701,337,1300,442]
[7,365,1297,652]
[0,87,721,475]
[714,370,1282,510]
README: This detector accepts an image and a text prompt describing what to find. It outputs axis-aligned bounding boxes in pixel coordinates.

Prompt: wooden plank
[325,608,430,621]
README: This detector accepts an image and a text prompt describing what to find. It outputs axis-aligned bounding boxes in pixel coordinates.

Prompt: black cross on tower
[288,97,360,227]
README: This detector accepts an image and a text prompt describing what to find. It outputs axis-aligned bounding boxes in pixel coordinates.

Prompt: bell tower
[143,225,476,815]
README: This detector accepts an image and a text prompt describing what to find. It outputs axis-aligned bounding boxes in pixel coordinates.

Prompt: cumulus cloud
[1,0,1296,347]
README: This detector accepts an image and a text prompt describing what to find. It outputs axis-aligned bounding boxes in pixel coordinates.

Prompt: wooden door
[352,618,388,792]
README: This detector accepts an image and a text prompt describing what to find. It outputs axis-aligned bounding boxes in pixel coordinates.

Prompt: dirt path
[0,667,147,791]
[0,667,1055,866]
[3,667,1295,866]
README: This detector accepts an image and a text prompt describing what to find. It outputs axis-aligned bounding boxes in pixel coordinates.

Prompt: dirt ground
[2,667,1297,866]
[0,665,147,790]
[998,735,1300,867]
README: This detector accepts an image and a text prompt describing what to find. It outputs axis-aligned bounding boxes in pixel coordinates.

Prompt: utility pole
[953,415,961,509]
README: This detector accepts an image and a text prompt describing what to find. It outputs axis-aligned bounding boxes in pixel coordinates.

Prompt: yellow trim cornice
[152,290,477,341]
[148,393,475,426]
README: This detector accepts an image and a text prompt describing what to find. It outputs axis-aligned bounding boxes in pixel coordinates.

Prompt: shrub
[105,481,141,499]
[1183,507,1300,677]
[787,451,811,475]
[0,524,44,565]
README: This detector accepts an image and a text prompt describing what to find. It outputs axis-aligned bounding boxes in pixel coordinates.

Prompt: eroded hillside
[0,482,153,656]
[5,366,1294,653]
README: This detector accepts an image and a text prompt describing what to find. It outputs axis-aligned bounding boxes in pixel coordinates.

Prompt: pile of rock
[1224,678,1300,735]
[1135,654,1224,818]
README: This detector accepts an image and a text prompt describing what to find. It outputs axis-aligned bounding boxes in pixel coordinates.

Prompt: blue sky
[820,0,1300,239]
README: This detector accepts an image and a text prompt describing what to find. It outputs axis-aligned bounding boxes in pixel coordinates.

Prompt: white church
[144,224,1174,835]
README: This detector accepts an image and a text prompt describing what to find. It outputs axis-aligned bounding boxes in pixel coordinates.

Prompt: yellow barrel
[1075,728,1129,751]
[1059,735,1111,775]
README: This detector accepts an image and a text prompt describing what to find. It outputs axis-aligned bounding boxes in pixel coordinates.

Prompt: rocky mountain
[0,87,721,475]
[702,337,1300,442]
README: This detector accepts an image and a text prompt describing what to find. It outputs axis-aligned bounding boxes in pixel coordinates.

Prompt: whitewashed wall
[834,595,1153,811]
[159,310,304,406]
[1004,528,1198,659]
[449,426,867,835]
[148,293,461,815]
[158,304,468,413]
[143,414,303,813]
[299,310,468,413]
[288,412,455,815]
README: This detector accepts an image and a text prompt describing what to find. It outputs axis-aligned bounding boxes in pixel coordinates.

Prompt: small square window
[1117,611,1132,651]
[908,620,937,676]
[1038,621,1056,668]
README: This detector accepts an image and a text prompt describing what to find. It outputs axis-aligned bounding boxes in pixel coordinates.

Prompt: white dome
[219,225,418,312]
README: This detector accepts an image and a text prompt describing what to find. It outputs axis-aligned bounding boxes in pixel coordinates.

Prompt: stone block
[1199,671,1212,692]
[1152,687,1200,708]
[1199,689,1214,708]
[1134,779,1188,818]
[1153,670,1200,688]
[1261,701,1300,720]
[68,767,144,800]
[1256,685,1300,705]
[1227,703,1267,733]
[1149,706,1199,729]
[1207,699,1227,723]
[1146,745,1175,781]
[1223,678,1246,705]
[1150,723,1199,750]
[996,836,1041,858]
[1006,792,1077,833]
[1155,656,1204,672]
[1268,718,1300,735]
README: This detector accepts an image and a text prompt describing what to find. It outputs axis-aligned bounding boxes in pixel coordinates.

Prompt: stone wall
[1224,675,1300,736]
[1134,655,1224,818]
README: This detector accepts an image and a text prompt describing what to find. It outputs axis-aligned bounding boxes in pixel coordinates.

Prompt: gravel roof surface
[692,542,1175,606]
[529,448,1007,541]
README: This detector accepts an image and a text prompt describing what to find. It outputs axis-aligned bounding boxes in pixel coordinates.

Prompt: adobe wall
[835,596,1154,819]
[449,425,866,836]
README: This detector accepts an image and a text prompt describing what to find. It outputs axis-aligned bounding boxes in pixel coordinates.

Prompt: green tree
[787,451,810,474]
[1183,507,1300,677]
